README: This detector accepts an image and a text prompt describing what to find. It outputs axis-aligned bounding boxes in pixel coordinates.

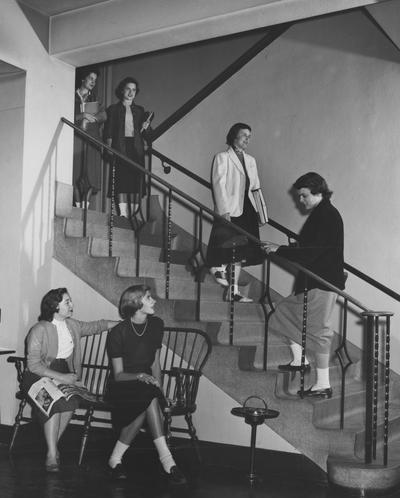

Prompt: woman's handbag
[251,189,268,226]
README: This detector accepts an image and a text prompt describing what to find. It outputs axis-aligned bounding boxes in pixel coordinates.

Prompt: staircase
[54,195,400,492]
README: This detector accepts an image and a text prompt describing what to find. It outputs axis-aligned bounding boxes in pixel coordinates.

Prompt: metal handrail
[150,146,400,303]
[64,117,392,465]
[63,117,373,311]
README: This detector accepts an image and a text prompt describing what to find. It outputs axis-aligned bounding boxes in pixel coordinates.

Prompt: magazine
[28,377,97,416]
[251,188,268,225]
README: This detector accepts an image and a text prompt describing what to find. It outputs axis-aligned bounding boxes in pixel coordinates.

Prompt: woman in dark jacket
[73,67,106,208]
[265,172,345,399]
[104,77,152,218]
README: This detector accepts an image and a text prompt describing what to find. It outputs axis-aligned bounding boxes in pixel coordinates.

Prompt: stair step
[152,278,224,301]
[216,323,284,346]
[327,454,400,493]
[90,238,161,260]
[174,299,264,322]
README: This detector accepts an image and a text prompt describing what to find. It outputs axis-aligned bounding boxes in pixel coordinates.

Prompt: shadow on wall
[284,9,400,64]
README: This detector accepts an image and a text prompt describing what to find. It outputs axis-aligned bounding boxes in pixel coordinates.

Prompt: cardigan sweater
[276,198,345,294]
[26,318,109,379]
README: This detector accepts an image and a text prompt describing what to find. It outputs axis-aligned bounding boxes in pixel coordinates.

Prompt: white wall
[0,0,75,425]
[51,259,298,453]
[154,10,400,370]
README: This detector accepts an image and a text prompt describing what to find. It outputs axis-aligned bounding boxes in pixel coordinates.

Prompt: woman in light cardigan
[24,287,117,472]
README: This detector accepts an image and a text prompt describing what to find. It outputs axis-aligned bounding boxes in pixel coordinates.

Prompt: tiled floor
[3,425,400,498]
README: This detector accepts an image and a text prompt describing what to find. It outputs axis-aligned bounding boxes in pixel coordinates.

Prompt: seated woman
[23,288,117,472]
[105,285,186,484]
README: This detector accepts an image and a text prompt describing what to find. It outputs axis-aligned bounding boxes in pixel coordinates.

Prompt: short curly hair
[226,123,251,147]
[115,77,140,101]
[119,285,150,319]
[293,172,333,199]
[39,288,68,322]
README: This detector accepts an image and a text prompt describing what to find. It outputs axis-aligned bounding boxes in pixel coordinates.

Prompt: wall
[51,259,298,453]
[154,10,400,371]
[0,0,75,425]
[105,31,266,126]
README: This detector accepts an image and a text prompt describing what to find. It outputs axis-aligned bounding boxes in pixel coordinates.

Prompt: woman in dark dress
[106,285,186,484]
[73,67,106,208]
[206,123,266,302]
[104,77,152,218]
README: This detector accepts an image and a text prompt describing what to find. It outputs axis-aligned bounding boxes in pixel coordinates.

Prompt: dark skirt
[73,123,103,194]
[108,138,145,196]
[105,379,165,434]
[206,195,265,267]
[22,359,79,425]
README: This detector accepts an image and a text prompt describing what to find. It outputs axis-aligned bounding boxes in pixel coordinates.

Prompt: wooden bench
[8,326,212,465]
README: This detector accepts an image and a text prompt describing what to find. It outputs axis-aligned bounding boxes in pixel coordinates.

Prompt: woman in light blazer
[206,123,266,302]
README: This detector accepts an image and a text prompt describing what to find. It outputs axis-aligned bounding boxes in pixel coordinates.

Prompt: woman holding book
[206,122,267,302]
[73,66,106,208]
[105,285,186,484]
[23,288,117,472]
[104,77,153,218]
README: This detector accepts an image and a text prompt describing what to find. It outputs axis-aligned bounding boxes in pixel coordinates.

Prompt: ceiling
[15,0,399,67]
[17,0,110,16]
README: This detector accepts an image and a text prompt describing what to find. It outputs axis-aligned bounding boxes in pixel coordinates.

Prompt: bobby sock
[108,440,130,468]
[289,342,309,366]
[314,368,330,390]
[154,436,176,473]
[119,202,128,217]
[211,266,226,274]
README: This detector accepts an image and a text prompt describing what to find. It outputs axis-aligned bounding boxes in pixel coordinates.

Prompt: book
[83,101,99,115]
[28,377,97,417]
[251,188,268,226]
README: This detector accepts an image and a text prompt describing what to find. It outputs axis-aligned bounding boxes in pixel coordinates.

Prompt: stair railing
[62,118,393,465]
[149,144,398,465]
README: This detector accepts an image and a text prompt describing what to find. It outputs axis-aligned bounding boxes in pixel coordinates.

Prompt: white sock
[232,284,239,294]
[75,202,81,208]
[108,440,130,468]
[289,342,309,366]
[211,266,226,274]
[119,202,128,217]
[314,368,330,390]
[153,436,176,473]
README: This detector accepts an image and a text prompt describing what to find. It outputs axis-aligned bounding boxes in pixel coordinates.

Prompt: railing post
[335,298,353,430]
[145,142,152,223]
[384,315,391,466]
[299,277,308,398]
[262,258,275,371]
[165,189,173,300]
[364,313,376,464]
[108,156,116,258]
[229,249,236,347]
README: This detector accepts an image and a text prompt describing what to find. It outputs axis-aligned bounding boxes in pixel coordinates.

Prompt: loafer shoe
[223,291,253,303]
[110,463,127,480]
[212,270,229,287]
[278,362,311,373]
[166,466,187,486]
[298,386,333,399]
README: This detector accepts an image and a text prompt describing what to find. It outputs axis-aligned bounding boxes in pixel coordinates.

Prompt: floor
[3,424,400,498]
